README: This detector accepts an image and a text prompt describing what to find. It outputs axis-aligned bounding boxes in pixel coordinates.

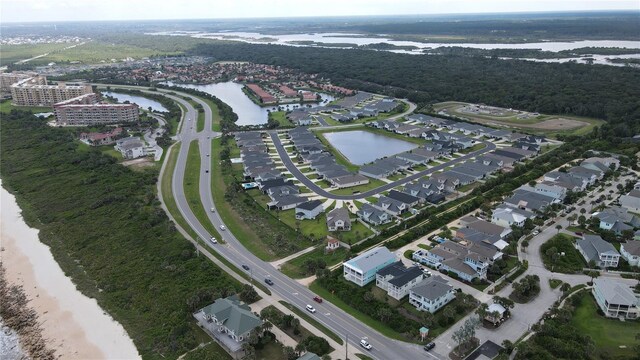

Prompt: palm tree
[555,224,562,233]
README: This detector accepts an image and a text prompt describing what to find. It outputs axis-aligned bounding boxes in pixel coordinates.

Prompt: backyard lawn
[571,294,639,359]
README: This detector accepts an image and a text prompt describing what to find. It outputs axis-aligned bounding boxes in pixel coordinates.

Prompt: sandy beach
[0,183,140,360]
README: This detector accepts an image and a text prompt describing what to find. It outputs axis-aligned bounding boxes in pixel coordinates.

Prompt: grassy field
[280,247,350,278]
[269,111,294,127]
[571,294,639,359]
[1,40,182,66]
[433,101,604,138]
[0,99,52,114]
[184,140,224,241]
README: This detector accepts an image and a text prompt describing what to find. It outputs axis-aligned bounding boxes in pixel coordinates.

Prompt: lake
[102,92,168,112]
[163,81,334,126]
[323,130,418,165]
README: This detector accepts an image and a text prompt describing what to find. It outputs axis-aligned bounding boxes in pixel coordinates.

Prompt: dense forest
[343,15,640,41]
[188,42,640,136]
[0,111,242,359]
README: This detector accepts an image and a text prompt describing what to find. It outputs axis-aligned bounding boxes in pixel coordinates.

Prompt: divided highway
[163,91,443,360]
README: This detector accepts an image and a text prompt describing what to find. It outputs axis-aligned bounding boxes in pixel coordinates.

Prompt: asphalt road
[269,131,497,200]
[163,91,442,360]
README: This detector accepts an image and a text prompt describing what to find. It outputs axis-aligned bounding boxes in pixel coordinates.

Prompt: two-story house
[592,278,639,319]
[408,276,456,313]
[375,261,424,300]
[620,241,640,267]
[576,235,620,268]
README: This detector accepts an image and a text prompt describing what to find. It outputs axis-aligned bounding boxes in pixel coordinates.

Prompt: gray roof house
[408,276,455,313]
[330,173,370,188]
[592,278,639,319]
[196,295,263,355]
[375,261,425,300]
[357,203,391,226]
[576,235,620,268]
[387,189,422,207]
[620,241,640,267]
[297,353,322,360]
[620,190,640,214]
[359,164,395,179]
[326,207,352,232]
[268,194,308,211]
[295,200,324,220]
[375,195,408,216]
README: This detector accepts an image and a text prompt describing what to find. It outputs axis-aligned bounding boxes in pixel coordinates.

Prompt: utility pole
[345,333,348,360]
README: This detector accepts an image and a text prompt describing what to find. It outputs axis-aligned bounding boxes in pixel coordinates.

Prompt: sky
[1,0,638,23]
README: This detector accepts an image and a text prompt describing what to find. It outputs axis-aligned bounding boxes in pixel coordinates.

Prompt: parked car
[220,225,226,231]
[360,339,372,350]
[313,296,323,303]
[242,264,250,271]
[264,278,274,286]
[532,230,539,236]
[575,232,583,236]
[305,305,316,313]
[424,342,435,351]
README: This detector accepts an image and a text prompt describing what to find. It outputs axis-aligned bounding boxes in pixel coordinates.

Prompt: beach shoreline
[0,183,140,360]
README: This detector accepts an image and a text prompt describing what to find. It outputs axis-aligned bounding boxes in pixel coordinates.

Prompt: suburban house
[387,189,422,207]
[326,207,352,232]
[408,276,456,313]
[491,205,534,228]
[115,137,146,159]
[459,216,512,239]
[576,235,620,268]
[620,190,640,214]
[413,240,499,281]
[504,188,557,212]
[343,246,397,286]
[375,261,424,300]
[375,195,409,216]
[330,173,370,188]
[196,295,263,357]
[592,278,639,319]
[484,303,508,326]
[593,206,640,234]
[620,241,640,267]
[357,203,391,226]
[534,182,567,201]
[80,127,123,146]
[295,200,324,220]
[581,157,620,173]
[268,194,307,211]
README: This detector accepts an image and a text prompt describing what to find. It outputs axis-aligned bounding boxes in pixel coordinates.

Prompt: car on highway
[205,170,209,173]
[210,207,215,212]
[264,278,274,286]
[220,225,226,231]
[424,342,435,351]
[305,305,316,313]
[360,339,372,350]
[313,296,323,303]
[210,237,217,244]
[242,264,250,271]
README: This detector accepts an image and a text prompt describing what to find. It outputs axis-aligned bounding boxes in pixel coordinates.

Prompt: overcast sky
[1,0,638,23]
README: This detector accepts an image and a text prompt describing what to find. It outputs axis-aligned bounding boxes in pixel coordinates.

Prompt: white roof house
[343,247,396,286]
[592,278,639,319]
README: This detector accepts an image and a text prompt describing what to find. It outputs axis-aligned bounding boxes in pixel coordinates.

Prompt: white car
[220,225,226,231]
[305,305,316,313]
[360,339,372,350]
[210,207,215,212]
[210,237,217,244]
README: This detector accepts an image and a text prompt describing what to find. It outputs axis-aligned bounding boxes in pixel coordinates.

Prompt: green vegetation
[191,42,640,137]
[182,342,232,360]
[0,112,242,359]
[280,247,350,279]
[196,110,205,132]
[570,294,639,359]
[212,137,314,260]
[311,270,477,342]
[267,111,294,128]
[277,301,344,346]
[540,234,585,273]
[0,99,51,114]
[509,275,541,304]
[548,279,563,289]
[328,179,387,195]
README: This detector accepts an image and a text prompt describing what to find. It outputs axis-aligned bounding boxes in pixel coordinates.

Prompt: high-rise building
[0,72,40,95]
[11,77,92,106]
[54,93,139,126]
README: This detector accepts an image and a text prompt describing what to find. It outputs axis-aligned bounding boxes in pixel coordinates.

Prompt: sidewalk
[270,246,317,268]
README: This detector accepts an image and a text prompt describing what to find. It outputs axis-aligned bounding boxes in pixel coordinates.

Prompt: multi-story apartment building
[54,93,139,126]
[343,246,396,287]
[375,261,424,300]
[408,275,456,313]
[11,77,92,106]
[0,72,39,95]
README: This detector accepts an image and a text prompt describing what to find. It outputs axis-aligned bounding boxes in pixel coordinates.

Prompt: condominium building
[54,93,139,126]
[592,278,639,319]
[11,78,92,106]
[343,247,396,286]
[0,72,39,94]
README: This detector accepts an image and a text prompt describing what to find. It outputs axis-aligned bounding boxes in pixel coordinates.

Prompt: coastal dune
[1,183,140,360]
